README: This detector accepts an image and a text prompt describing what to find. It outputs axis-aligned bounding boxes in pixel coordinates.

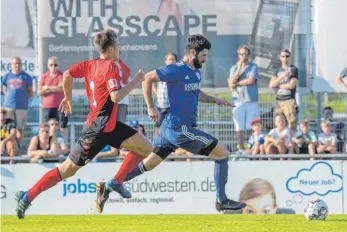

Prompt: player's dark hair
[93,29,119,54]
[185,34,211,54]
[280,48,291,56]
[165,52,177,62]
[323,106,333,113]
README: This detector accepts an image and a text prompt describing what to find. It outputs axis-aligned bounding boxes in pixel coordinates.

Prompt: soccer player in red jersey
[15,29,152,218]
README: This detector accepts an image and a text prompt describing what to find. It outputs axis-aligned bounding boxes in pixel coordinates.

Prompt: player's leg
[16,127,106,219]
[233,104,246,151]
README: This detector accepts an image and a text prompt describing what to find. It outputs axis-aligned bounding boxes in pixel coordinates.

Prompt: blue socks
[124,161,148,182]
[214,158,228,203]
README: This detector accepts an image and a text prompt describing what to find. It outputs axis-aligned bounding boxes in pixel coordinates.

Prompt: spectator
[38,57,68,139]
[153,52,177,137]
[292,119,317,159]
[0,108,18,164]
[336,67,347,90]
[322,106,345,153]
[269,49,298,136]
[48,118,69,155]
[115,59,131,123]
[317,120,337,154]
[1,56,33,144]
[27,123,58,163]
[265,114,292,155]
[247,119,266,155]
[228,46,260,154]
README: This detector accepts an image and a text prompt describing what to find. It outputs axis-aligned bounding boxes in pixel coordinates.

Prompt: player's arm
[152,82,158,96]
[62,70,73,101]
[109,70,145,103]
[143,70,160,108]
[199,91,234,107]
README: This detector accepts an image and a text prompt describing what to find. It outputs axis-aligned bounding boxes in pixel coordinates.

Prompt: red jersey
[69,59,121,132]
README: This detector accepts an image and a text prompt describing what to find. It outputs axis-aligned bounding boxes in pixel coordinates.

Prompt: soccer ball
[304,199,329,220]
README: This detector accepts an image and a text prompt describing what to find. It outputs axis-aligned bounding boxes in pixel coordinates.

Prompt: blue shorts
[153,124,217,155]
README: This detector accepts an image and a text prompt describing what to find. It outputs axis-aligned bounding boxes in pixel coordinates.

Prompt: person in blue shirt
[2,56,33,144]
[114,35,246,212]
[337,67,347,90]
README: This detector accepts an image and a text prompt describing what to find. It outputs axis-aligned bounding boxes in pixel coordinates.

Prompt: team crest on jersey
[196,72,200,80]
[108,79,118,88]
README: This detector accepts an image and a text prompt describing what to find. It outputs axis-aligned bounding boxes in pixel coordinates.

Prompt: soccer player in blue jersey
[96,34,247,212]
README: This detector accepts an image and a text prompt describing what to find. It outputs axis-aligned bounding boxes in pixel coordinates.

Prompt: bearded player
[15,29,153,218]
[96,34,246,212]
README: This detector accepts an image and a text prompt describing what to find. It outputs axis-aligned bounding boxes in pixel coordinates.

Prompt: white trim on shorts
[181,125,209,145]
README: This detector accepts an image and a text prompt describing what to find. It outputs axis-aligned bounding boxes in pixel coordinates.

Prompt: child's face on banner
[242,193,278,214]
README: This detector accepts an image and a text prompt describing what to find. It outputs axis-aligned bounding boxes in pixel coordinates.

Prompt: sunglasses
[41,130,49,134]
[50,64,58,67]
[49,123,58,126]
[12,63,22,65]
[238,53,248,56]
[281,55,290,58]
[1,111,7,114]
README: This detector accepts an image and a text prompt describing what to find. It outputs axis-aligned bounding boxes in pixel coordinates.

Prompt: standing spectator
[265,114,291,155]
[247,119,266,155]
[48,118,69,155]
[292,119,317,159]
[27,123,58,163]
[115,59,131,123]
[228,46,260,154]
[336,67,347,90]
[153,53,177,137]
[0,108,18,164]
[1,56,33,144]
[317,120,337,154]
[38,57,68,139]
[269,49,298,136]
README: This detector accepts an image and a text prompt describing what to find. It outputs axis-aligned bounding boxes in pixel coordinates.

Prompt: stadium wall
[1,161,345,215]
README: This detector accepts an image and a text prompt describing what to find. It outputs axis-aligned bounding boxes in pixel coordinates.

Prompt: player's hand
[147,107,159,122]
[59,98,73,117]
[215,99,234,107]
[134,69,145,82]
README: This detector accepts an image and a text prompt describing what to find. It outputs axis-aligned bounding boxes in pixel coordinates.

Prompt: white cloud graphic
[286,162,343,196]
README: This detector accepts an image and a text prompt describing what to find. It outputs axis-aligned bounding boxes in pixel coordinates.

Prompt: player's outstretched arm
[110,70,145,103]
[59,70,73,116]
[143,70,160,122]
[199,91,234,107]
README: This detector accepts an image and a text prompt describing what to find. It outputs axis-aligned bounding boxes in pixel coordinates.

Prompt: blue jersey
[156,61,201,128]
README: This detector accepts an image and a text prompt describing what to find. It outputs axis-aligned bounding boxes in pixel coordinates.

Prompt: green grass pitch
[2,215,347,232]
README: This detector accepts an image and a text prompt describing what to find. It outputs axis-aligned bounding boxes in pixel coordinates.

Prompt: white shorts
[5,108,27,131]
[233,102,260,131]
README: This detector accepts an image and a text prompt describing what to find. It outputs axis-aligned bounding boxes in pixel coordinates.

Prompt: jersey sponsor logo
[196,73,201,80]
[108,79,119,89]
[62,179,96,196]
[185,83,201,91]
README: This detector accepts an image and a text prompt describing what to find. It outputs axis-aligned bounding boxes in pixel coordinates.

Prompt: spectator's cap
[251,119,261,126]
[129,120,140,128]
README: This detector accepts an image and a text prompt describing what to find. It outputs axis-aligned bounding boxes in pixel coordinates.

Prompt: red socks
[114,151,144,184]
[27,167,62,203]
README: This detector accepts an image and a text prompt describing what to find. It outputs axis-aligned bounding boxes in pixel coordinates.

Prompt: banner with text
[1,161,344,215]
[37,0,311,93]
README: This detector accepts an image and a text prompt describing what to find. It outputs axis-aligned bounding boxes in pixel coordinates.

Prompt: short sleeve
[291,66,298,79]
[318,133,324,143]
[248,135,254,147]
[310,131,317,142]
[331,134,337,145]
[8,119,16,130]
[2,74,8,86]
[106,64,121,93]
[39,74,46,87]
[268,129,275,137]
[340,67,347,78]
[25,74,33,86]
[250,63,259,80]
[69,61,88,78]
[156,64,179,82]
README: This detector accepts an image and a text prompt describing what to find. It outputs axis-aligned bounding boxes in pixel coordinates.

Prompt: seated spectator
[0,108,18,164]
[292,119,317,159]
[27,123,59,163]
[129,120,146,137]
[317,120,337,154]
[247,119,266,155]
[322,106,345,152]
[265,114,292,155]
[48,118,69,155]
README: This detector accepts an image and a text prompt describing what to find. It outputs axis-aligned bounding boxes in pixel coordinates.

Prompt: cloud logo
[286,162,343,196]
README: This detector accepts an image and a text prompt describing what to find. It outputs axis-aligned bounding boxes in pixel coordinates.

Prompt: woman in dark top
[27,123,58,163]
